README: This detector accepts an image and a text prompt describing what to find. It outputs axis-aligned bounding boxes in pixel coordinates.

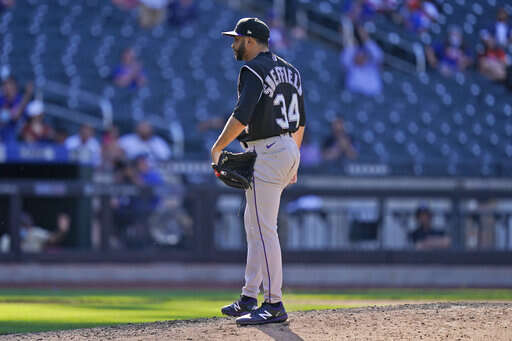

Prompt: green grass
[1,288,511,335]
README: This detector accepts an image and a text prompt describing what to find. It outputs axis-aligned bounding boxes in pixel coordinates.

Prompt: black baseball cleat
[221,295,258,317]
[236,301,288,326]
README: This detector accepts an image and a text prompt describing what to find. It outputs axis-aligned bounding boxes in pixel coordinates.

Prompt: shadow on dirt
[253,321,304,341]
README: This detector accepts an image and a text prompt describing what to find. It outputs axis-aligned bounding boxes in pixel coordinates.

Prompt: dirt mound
[5,302,512,340]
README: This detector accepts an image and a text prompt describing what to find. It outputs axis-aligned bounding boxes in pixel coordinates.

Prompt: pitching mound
[5,302,512,340]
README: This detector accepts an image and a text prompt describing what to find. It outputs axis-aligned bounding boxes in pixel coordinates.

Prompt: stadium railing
[1,176,512,265]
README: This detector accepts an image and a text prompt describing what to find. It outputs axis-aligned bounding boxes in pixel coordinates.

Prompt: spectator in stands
[481,7,512,48]
[0,211,70,253]
[65,124,102,166]
[322,117,357,162]
[425,26,473,76]
[112,153,164,248]
[20,100,54,144]
[341,26,383,96]
[167,0,197,27]
[139,0,168,28]
[0,77,33,142]
[401,0,439,33]
[0,0,14,13]
[102,125,126,171]
[478,34,508,82]
[119,121,171,162]
[112,48,146,89]
[409,206,451,250]
[133,152,165,188]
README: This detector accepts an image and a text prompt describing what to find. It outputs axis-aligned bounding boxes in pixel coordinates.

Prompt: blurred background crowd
[1,0,511,174]
[0,0,511,254]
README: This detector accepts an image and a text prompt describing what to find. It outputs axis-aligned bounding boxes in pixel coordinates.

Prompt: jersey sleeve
[232,67,264,126]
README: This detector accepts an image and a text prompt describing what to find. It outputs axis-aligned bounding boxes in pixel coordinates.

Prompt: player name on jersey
[263,66,302,98]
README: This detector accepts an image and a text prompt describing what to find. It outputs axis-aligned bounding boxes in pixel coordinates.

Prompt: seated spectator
[167,0,197,27]
[0,212,70,253]
[20,100,54,144]
[0,77,33,142]
[409,206,451,250]
[425,26,473,76]
[401,0,438,33]
[112,48,146,89]
[478,34,508,82]
[139,0,168,28]
[119,121,171,162]
[481,7,512,48]
[102,125,126,171]
[65,124,101,166]
[133,153,165,188]
[341,26,383,96]
[322,117,357,161]
[112,153,164,248]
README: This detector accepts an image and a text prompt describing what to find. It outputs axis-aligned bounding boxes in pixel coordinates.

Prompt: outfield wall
[2,263,512,288]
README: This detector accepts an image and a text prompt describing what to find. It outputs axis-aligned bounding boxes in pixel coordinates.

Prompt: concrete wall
[1,263,512,287]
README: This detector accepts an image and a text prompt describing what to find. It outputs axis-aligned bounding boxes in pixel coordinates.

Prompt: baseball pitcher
[211,17,306,325]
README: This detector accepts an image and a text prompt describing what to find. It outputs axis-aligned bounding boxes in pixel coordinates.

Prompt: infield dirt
[4,302,512,340]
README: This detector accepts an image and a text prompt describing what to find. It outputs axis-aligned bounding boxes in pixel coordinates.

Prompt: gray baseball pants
[241,134,300,303]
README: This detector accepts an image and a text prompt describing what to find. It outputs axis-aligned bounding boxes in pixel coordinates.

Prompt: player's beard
[235,40,246,61]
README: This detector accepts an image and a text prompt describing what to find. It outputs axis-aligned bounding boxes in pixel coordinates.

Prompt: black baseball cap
[222,17,270,41]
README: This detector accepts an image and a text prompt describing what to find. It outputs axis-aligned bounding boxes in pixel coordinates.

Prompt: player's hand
[211,147,222,165]
[289,173,297,185]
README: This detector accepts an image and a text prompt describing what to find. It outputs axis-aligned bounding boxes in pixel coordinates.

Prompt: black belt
[241,132,292,148]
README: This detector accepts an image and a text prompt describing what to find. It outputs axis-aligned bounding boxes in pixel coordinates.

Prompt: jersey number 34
[274,93,300,130]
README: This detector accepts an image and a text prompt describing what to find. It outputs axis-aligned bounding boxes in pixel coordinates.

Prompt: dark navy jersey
[232,51,306,142]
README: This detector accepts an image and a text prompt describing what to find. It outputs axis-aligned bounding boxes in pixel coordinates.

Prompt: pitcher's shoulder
[274,54,301,75]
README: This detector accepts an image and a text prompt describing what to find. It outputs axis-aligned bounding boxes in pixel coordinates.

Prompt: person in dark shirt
[112,48,146,89]
[409,206,451,250]
[0,77,33,142]
[322,117,357,161]
[20,100,54,144]
[478,34,507,81]
[425,26,473,76]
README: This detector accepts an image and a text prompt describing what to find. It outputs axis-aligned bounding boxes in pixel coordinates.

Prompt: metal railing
[221,0,425,75]
[0,177,512,264]
[40,80,113,129]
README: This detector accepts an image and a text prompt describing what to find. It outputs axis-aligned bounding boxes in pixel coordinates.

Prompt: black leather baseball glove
[212,150,257,190]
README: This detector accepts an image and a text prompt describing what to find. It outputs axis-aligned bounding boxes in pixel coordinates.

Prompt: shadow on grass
[74,303,161,311]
